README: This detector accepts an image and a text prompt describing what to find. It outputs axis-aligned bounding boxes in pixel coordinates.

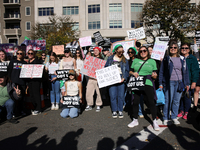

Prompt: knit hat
[112,44,123,53]
[93,47,101,52]
[128,47,138,55]
[68,69,76,76]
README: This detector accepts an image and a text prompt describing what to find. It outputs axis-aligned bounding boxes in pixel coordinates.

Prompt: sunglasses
[42,55,46,56]
[140,50,147,53]
[76,52,80,54]
[64,51,70,53]
[170,47,177,49]
[117,51,124,54]
[128,51,134,54]
[181,47,189,50]
[28,53,34,55]
[17,53,23,55]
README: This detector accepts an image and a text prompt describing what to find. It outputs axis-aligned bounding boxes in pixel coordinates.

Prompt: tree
[30,15,80,51]
[142,0,196,43]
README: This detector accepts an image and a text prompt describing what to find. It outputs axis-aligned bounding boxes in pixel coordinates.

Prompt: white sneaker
[128,118,139,128]
[96,106,100,112]
[112,112,117,118]
[54,103,59,110]
[153,119,160,131]
[85,105,92,111]
[163,120,168,125]
[139,115,144,118]
[51,104,55,110]
[118,111,124,118]
[172,119,180,125]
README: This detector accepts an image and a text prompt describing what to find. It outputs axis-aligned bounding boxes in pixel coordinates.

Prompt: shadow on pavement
[0,127,84,150]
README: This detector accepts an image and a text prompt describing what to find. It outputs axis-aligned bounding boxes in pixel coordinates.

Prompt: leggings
[132,85,157,120]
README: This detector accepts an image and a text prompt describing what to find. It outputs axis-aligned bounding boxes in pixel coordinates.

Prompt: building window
[131,20,143,28]
[88,21,100,29]
[26,22,31,31]
[25,7,31,16]
[109,3,122,12]
[131,3,143,12]
[38,7,54,16]
[72,22,79,30]
[109,20,122,28]
[88,4,100,13]
[63,6,79,15]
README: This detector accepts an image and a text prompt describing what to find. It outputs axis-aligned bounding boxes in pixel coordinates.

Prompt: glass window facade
[88,21,100,29]
[63,6,79,15]
[131,20,143,28]
[131,3,143,12]
[26,7,30,16]
[109,20,122,28]
[109,3,122,12]
[38,7,54,16]
[88,4,100,13]
[26,22,31,30]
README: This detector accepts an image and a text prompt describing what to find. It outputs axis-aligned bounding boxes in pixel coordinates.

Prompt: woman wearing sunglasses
[27,49,43,115]
[74,48,84,81]
[105,44,129,118]
[8,49,27,116]
[128,46,160,130]
[159,41,189,125]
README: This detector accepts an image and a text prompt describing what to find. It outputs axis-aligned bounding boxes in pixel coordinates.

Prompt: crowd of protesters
[0,39,200,131]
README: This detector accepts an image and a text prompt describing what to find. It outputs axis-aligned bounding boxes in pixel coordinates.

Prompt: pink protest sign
[79,36,92,47]
[20,64,44,78]
[52,45,64,55]
[80,55,106,78]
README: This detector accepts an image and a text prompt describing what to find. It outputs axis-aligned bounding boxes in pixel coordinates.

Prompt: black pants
[132,85,157,120]
[28,81,41,111]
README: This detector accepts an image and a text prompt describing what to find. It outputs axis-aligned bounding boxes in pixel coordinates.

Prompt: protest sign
[151,40,168,60]
[21,40,46,53]
[20,64,44,78]
[127,27,146,40]
[80,55,106,78]
[63,95,80,108]
[0,62,8,72]
[79,36,92,47]
[66,41,80,56]
[0,44,26,56]
[195,31,200,46]
[112,39,136,59]
[52,45,64,55]
[56,70,69,80]
[96,65,121,88]
[93,31,105,46]
[127,76,146,91]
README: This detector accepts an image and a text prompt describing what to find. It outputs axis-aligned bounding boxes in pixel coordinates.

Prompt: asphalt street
[0,100,200,150]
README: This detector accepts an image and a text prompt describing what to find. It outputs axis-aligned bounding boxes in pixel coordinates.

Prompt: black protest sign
[195,31,200,45]
[63,96,80,108]
[127,76,146,91]
[93,31,105,46]
[56,70,69,80]
[0,62,8,72]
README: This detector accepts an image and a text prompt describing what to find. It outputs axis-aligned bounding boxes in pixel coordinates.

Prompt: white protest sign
[79,36,92,47]
[96,65,121,88]
[151,41,168,60]
[127,27,146,40]
[20,64,44,78]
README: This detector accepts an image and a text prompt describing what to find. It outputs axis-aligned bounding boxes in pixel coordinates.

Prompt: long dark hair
[49,52,58,64]
[74,49,83,60]
[137,46,150,59]
[0,50,8,61]
[114,46,126,63]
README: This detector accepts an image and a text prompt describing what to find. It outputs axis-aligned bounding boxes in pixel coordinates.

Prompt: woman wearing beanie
[85,47,103,112]
[105,44,129,118]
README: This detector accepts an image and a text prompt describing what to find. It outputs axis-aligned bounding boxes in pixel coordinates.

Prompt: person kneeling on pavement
[60,70,82,118]
[0,72,21,124]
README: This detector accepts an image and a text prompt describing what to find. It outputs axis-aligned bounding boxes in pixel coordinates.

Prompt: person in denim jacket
[159,41,190,125]
[105,44,129,118]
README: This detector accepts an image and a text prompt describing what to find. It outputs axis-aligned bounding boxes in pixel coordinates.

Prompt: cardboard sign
[112,39,136,59]
[151,40,168,60]
[21,40,46,53]
[96,65,121,88]
[127,27,146,40]
[0,44,26,56]
[0,62,8,72]
[52,45,64,55]
[79,36,92,47]
[63,95,80,108]
[93,31,105,46]
[80,55,106,78]
[20,64,44,78]
[127,76,146,91]
[56,70,69,80]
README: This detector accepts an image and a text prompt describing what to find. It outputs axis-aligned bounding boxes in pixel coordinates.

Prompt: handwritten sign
[0,44,26,56]
[52,45,64,55]
[56,70,69,80]
[127,27,145,40]
[21,40,46,53]
[93,31,105,46]
[96,65,121,88]
[79,36,92,47]
[0,62,8,72]
[127,76,146,91]
[20,64,44,78]
[80,55,106,78]
[63,96,80,108]
[112,40,136,59]
[151,40,168,60]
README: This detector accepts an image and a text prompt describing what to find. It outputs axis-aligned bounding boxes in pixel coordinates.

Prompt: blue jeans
[60,108,78,118]
[0,99,14,120]
[163,80,182,120]
[138,95,144,116]
[50,75,60,104]
[109,83,125,112]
